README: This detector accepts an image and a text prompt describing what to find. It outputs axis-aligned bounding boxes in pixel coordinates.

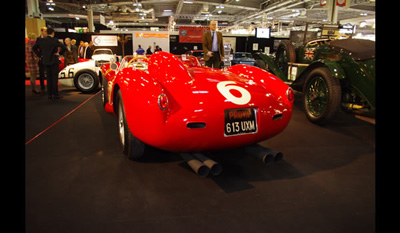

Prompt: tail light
[158,93,168,110]
[286,87,294,101]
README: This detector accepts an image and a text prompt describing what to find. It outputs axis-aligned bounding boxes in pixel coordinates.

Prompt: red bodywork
[101,52,293,152]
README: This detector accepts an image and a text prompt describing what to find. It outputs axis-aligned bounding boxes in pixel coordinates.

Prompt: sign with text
[131,31,170,53]
[179,27,210,43]
[91,35,118,46]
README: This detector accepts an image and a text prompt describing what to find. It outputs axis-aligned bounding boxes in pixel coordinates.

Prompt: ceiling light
[163,9,172,12]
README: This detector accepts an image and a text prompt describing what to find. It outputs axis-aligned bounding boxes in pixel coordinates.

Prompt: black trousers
[205,52,222,69]
[38,59,46,90]
[44,64,60,97]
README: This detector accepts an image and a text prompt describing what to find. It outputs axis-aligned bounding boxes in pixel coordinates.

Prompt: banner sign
[179,27,210,43]
[92,35,118,46]
[131,31,170,53]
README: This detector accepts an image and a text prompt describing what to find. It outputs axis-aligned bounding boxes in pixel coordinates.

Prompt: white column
[87,5,95,32]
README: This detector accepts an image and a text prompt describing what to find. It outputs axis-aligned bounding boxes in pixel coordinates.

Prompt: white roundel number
[216,81,251,105]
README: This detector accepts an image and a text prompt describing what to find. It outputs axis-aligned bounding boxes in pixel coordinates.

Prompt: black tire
[254,59,266,69]
[74,70,99,93]
[101,76,108,107]
[275,40,296,77]
[303,67,341,125]
[117,90,145,160]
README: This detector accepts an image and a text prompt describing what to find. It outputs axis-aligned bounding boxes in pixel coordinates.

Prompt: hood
[91,54,115,61]
[63,60,95,71]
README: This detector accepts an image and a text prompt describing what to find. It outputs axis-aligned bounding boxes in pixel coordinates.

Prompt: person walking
[25,33,41,95]
[202,20,224,69]
[32,28,66,100]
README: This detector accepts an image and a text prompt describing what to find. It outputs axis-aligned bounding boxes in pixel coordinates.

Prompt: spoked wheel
[74,71,99,93]
[303,67,341,125]
[117,90,145,160]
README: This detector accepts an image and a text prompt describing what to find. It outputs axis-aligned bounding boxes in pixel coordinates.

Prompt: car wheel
[303,67,341,125]
[117,90,145,160]
[254,59,266,69]
[74,71,99,93]
[275,40,296,77]
[101,76,108,107]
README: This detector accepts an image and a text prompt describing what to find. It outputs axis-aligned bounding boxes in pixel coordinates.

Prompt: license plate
[224,108,257,136]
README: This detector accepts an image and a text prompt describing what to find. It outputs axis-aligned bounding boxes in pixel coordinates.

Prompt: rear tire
[254,59,266,69]
[117,90,145,160]
[275,40,296,77]
[303,67,341,125]
[74,71,99,93]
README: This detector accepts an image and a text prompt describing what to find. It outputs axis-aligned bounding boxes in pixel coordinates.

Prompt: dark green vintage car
[254,37,375,125]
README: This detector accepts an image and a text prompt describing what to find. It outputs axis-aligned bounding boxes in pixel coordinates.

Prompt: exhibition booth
[25,0,376,232]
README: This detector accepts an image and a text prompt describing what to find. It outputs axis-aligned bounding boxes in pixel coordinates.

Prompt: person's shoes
[54,95,63,99]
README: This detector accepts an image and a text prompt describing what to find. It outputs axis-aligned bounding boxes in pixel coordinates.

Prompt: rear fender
[100,62,119,81]
[291,60,346,92]
[226,64,290,99]
[116,68,169,142]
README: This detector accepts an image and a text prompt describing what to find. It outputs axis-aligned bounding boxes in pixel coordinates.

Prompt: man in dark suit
[33,28,66,99]
[203,20,224,69]
[36,27,47,92]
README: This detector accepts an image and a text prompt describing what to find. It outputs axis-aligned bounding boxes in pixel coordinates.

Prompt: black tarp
[329,39,375,61]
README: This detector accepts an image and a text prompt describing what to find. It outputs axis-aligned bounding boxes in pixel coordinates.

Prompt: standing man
[203,20,224,69]
[63,38,79,67]
[36,27,47,92]
[78,41,85,58]
[33,27,66,99]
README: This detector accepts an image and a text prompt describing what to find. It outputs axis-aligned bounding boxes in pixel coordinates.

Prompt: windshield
[93,49,113,55]
[175,55,201,67]
[117,55,150,72]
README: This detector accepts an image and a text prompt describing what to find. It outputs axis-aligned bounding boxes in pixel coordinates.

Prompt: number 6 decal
[217,81,251,105]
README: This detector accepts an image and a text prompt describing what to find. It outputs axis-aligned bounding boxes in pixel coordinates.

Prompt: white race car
[58,48,117,93]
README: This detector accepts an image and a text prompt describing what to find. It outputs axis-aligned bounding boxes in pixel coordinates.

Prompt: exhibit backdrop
[131,31,170,53]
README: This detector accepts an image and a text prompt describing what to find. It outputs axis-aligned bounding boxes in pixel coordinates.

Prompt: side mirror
[109,58,118,70]
[110,62,118,71]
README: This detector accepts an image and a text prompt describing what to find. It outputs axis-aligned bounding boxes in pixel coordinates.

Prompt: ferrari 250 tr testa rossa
[100,52,294,161]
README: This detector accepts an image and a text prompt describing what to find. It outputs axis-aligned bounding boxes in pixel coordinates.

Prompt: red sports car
[100,52,294,160]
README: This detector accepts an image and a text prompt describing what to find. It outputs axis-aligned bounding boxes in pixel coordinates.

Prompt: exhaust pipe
[193,153,222,176]
[244,144,283,164]
[180,153,209,177]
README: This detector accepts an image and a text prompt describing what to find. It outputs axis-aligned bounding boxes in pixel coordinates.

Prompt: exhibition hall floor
[25,84,375,233]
